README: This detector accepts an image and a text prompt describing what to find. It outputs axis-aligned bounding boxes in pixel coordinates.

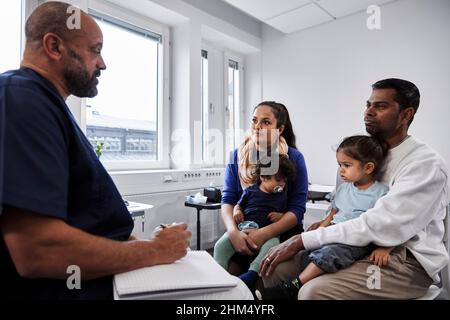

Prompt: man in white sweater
[259,78,449,299]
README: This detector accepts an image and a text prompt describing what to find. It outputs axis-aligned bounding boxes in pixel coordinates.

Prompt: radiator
[124,189,225,250]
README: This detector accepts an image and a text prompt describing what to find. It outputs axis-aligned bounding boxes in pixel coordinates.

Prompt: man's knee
[263,264,290,287]
[262,268,283,288]
[263,260,302,287]
[298,276,335,300]
[263,252,310,288]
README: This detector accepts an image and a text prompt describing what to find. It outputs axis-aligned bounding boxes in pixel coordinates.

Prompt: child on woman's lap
[214,154,296,289]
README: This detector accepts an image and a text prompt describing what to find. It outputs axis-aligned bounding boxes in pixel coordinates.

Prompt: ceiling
[222,0,397,34]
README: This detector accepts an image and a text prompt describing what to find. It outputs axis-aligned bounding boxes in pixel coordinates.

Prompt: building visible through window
[86,11,161,161]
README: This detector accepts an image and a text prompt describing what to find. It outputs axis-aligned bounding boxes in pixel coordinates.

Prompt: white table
[126,201,154,234]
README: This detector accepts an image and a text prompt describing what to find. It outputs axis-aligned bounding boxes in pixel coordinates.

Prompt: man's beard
[365,125,385,139]
[63,49,100,98]
[365,119,399,140]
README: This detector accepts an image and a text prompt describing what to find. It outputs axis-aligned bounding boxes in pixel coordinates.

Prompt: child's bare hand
[307,221,323,231]
[370,248,391,267]
[267,212,283,222]
[233,210,244,224]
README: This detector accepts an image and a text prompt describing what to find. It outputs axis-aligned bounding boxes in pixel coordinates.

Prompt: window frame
[199,44,245,168]
[84,0,171,171]
[200,42,224,168]
[223,51,245,157]
[201,49,209,163]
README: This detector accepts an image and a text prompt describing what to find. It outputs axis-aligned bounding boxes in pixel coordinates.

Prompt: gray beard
[63,49,99,98]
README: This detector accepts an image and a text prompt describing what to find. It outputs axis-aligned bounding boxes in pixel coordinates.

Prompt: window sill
[109,167,225,196]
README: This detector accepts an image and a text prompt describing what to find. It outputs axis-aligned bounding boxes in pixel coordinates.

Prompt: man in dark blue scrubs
[0,1,191,299]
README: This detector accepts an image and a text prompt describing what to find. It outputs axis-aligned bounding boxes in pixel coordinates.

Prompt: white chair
[415,203,449,300]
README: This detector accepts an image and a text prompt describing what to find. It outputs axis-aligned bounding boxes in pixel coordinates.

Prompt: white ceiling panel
[224,0,311,20]
[220,0,398,34]
[317,0,395,18]
[265,3,333,34]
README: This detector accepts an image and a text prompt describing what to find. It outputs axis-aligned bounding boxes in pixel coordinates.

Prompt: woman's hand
[242,228,269,249]
[259,234,304,277]
[228,229,258,255]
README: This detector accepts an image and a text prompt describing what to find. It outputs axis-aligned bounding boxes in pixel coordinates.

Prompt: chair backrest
[420,203,450,300]
[437,203,450,299]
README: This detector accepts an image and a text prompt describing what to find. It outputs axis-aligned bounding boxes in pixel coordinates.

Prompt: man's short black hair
[372,78,420,126]
[372,78,420,113]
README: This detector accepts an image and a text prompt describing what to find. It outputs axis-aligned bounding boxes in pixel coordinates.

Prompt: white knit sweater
[302,137,449,281]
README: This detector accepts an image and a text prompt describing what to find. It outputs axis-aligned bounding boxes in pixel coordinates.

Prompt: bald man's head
[23,1,106,99]
[25,1,87,46]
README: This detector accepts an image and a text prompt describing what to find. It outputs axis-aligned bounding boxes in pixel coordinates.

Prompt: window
[201,49,209,162]
[200,47,244,167]
[226,58,241,152]
[86,10,167,167]
[0,0,23,73]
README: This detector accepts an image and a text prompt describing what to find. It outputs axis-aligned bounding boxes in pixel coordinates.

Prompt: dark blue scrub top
[0,68,133,299]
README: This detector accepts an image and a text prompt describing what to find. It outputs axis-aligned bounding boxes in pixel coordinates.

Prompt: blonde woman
[215,101,308,289]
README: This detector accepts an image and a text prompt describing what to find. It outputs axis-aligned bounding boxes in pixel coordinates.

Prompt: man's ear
[401,107,415,124]
[42,33,64,61]
[364,162,375,175]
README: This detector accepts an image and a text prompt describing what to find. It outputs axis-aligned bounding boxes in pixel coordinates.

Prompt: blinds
[89,9,162,43]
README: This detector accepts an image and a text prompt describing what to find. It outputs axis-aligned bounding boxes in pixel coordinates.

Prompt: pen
[160,224,170,229]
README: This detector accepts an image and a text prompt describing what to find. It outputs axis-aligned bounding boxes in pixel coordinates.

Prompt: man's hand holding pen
[151,222,192,264]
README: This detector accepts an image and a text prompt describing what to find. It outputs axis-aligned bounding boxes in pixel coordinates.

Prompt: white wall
[171,21,201,168]
[249,0,450,185]
[244,51,262,128]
